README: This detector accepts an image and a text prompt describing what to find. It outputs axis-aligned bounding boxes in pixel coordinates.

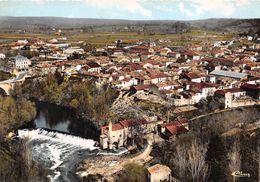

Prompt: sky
[0,0,259,20]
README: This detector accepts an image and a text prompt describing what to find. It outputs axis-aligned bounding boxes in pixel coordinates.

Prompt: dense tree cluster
[0,70,13,82]
[195,96,224,114]
[0,95,45,181]
[117,163,146,182]
[0,139,48,182]
[11,73,118,124]
[0,96,36,136]
[152,105,260,182]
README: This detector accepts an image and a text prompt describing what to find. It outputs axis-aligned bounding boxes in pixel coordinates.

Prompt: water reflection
[33,101,99,140]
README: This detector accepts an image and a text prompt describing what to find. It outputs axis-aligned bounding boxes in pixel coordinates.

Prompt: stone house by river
[100,119,159,149]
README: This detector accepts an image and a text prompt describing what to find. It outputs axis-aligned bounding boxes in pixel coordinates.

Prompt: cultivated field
[0,28,234,47]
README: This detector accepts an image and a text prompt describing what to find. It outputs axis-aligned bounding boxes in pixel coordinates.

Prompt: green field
[0,28,234,47]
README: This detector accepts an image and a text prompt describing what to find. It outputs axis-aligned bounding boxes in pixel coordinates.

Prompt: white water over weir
[18,128,98,182]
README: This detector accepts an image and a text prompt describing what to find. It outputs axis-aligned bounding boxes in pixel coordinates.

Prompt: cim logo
[232,171,250,178]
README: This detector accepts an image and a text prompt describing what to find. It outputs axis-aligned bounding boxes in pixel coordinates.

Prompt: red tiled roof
[246,76,260,81]
[159,89,173,94]
[190,44,202,48]
[202,57,234,63]
[112,48,125,52]
[112,123,124,131]
[131,45,149,50]
[184,50,199,56]
[187,82,219,90]
[121,77,132,82]
[133,84,150,91]
[85,61,101,68]
[165,125,179,135]
[184,72,201,79]
[241,83,260,91]
[147,164,171,174]
[244,51,257,56]
[215,88,243,95]
[160,118,188,128]
[161,119,189,135]
[142,59,162,66]
[177,118,189,126]
[150,72,168,79]
[102,118,148,131]
[126,63,142,70]
[119,118,147,128]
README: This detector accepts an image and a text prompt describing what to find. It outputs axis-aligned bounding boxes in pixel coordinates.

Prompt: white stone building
[215,88,247,108]
[0,53,6,59]
[12,55,31,71]
[147,164,172,182]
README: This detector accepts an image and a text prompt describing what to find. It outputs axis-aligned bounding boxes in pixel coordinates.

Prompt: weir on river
[17,102,128,182]
[18,128,98,181]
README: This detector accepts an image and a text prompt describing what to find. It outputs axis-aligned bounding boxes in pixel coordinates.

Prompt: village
[0,28,259,181]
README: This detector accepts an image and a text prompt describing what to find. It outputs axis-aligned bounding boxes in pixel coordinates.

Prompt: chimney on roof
[108,119,112,132]
[186,84,190,90]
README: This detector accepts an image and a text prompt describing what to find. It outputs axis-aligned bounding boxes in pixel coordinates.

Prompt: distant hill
[189,18,260,32]
[0,16,259,33]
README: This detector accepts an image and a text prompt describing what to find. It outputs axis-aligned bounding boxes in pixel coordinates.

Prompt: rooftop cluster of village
[1,31,259,105]
[0,31,259,147]
[0,30,259,181]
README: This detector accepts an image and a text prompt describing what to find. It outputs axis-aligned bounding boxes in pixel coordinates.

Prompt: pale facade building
[147,164,172,182]
[12,55,31,71]
[0,53,6,59]
[100,119,158,149]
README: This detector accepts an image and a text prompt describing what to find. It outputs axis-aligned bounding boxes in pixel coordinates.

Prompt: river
[32,102,99,140]
[17,102,115,182]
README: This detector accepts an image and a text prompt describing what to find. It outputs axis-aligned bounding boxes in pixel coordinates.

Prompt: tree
[255,145,260,181]
[228,140,241,173]
[0,70,13,81]
[206,135,230,182]
[0,139,48,182]
[172,140,209,182]
[54,69,64,85]
[10,83,23,99]
[17,98,37,123]
[118,162,146,182]
[0,95,44,181]
[0,96,36,136]
[188,141,209,182]
[240,132,259,181]
[14,73,118,123]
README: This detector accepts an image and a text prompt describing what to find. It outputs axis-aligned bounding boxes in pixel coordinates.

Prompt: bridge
[0,72,27,95]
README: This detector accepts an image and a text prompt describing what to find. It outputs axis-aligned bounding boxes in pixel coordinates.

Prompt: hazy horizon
[0,15,258,22]
[0,0,259,20]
